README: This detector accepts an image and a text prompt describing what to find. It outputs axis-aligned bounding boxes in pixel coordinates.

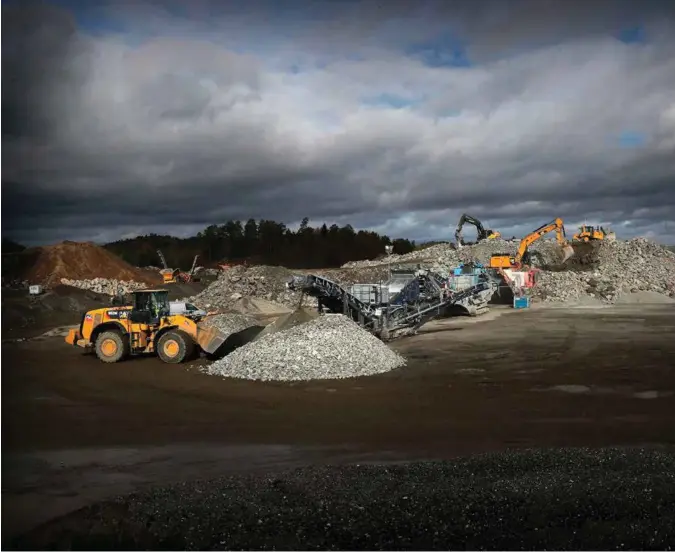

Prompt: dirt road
[3,303,675,540]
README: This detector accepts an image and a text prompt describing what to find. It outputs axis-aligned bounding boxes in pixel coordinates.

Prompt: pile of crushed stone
[200,313,260,335]
[60,277,147,295]
[188,265,312,311]
[11,447,675,550]
[344,237,675,305]
[203,314,406,382]
[188,265,391,312]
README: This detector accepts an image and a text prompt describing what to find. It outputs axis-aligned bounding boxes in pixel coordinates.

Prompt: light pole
[385,245,394,283]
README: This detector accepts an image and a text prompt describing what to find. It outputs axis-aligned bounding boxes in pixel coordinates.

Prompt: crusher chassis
[287,268,499,340]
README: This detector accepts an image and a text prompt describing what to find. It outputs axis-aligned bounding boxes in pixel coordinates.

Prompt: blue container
[513,296,530,309]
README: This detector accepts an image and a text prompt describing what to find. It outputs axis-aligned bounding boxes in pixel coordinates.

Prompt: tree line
[103,218,417,269]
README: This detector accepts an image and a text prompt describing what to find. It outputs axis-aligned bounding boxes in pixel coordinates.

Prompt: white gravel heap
[203,314,406,381]
[200,313,260,335]
[188,265,314,310]
[60,277,147,295]
[535,238,675,303]
[342,237,675,305]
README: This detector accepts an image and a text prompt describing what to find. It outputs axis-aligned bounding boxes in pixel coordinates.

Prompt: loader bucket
[196,324,228,355]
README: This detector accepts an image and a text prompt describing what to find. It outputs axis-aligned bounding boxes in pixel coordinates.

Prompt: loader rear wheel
[95,330,129,363]
[157,330,196,364]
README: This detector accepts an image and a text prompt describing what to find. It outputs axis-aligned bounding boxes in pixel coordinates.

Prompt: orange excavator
[489,218,575,269]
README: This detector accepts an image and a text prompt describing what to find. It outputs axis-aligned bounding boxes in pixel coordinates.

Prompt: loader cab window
[130,291,170,323]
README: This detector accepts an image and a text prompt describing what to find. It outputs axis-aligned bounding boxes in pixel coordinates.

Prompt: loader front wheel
[95,330,129,363]
[157,330,195,364]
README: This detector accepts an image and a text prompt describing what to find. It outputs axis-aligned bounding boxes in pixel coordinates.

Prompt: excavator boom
[455,213,501,247]
[490,217,574,269]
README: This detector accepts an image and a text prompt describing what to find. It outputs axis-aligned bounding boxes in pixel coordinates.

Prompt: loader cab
[129,289,170,325]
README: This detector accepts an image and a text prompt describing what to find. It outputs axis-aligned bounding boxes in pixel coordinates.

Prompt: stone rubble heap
[535,238,675,303]
[189,264,395,312]
[203,314,406,382]
[60,278,147,295]
[188,265,313,310]
[342,237,675,304]
[199,313,260,335]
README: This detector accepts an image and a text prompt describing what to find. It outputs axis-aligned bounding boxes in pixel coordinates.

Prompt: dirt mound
[19,241,158,287]
[1,285,111,339]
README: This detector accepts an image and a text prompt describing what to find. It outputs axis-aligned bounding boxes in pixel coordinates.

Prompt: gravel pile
[189,265,313,311]
[12,447,675,550]
[535,238,675,303]
[200,313,260,335]
[189,265,392,312]
[203,314,406,382]
[343,237,675,305]
[60,277,147,295]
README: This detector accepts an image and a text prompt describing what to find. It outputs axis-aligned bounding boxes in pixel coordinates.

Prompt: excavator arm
[514,218,568,263]
[490,217,574,269]
[455,213,500,247]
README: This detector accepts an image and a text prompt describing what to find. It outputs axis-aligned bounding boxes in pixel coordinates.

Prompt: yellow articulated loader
[572,225,616,243]
[65,289,227,364]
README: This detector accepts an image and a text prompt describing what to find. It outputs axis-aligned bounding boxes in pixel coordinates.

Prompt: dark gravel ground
[9,447,675,550]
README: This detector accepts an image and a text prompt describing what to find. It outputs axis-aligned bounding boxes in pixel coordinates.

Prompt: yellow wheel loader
[572,225,616,243]
[65,289,228,364]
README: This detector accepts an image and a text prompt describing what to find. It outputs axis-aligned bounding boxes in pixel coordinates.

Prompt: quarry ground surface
[3,303,675,544]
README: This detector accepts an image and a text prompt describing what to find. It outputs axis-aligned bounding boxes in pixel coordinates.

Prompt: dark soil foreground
[3,304,675,549]
[8,447,675,550]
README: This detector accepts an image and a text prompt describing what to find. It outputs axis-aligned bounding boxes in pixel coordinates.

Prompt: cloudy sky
[3,0,675,246]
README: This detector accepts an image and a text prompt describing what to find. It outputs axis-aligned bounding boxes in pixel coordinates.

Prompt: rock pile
[60,278,147,295]
[203,314,406,382]
[189,265,312,310]
[189,264,395,312]
[534,238,675,303]
[200,313,260,335]
[344,237,675,304]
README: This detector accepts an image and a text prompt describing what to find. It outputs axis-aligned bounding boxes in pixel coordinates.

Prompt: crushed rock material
[11,447,675,550]
[203,314,406,382]
[188,265,392,312]
[344,237,675,305]
[200,313,260,335]
[189,265,313,310]
[256,308,319,339]
[60,277,147,295]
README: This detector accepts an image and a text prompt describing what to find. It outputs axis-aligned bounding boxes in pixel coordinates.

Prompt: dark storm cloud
[2,0,675,245]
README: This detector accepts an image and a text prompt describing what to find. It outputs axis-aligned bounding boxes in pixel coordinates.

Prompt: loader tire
[157,330,196,364]
[95,330,129,363]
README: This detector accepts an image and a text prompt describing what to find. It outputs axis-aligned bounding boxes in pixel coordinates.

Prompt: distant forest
[105,218,418,269]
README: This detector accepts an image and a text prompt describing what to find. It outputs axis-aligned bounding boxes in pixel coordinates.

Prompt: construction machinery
[489,218,575,270]
[572,225,616,243]
[157,249,200,284]
[287,268,499,340]
[454,214,501,248]
[65,289,229,364]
